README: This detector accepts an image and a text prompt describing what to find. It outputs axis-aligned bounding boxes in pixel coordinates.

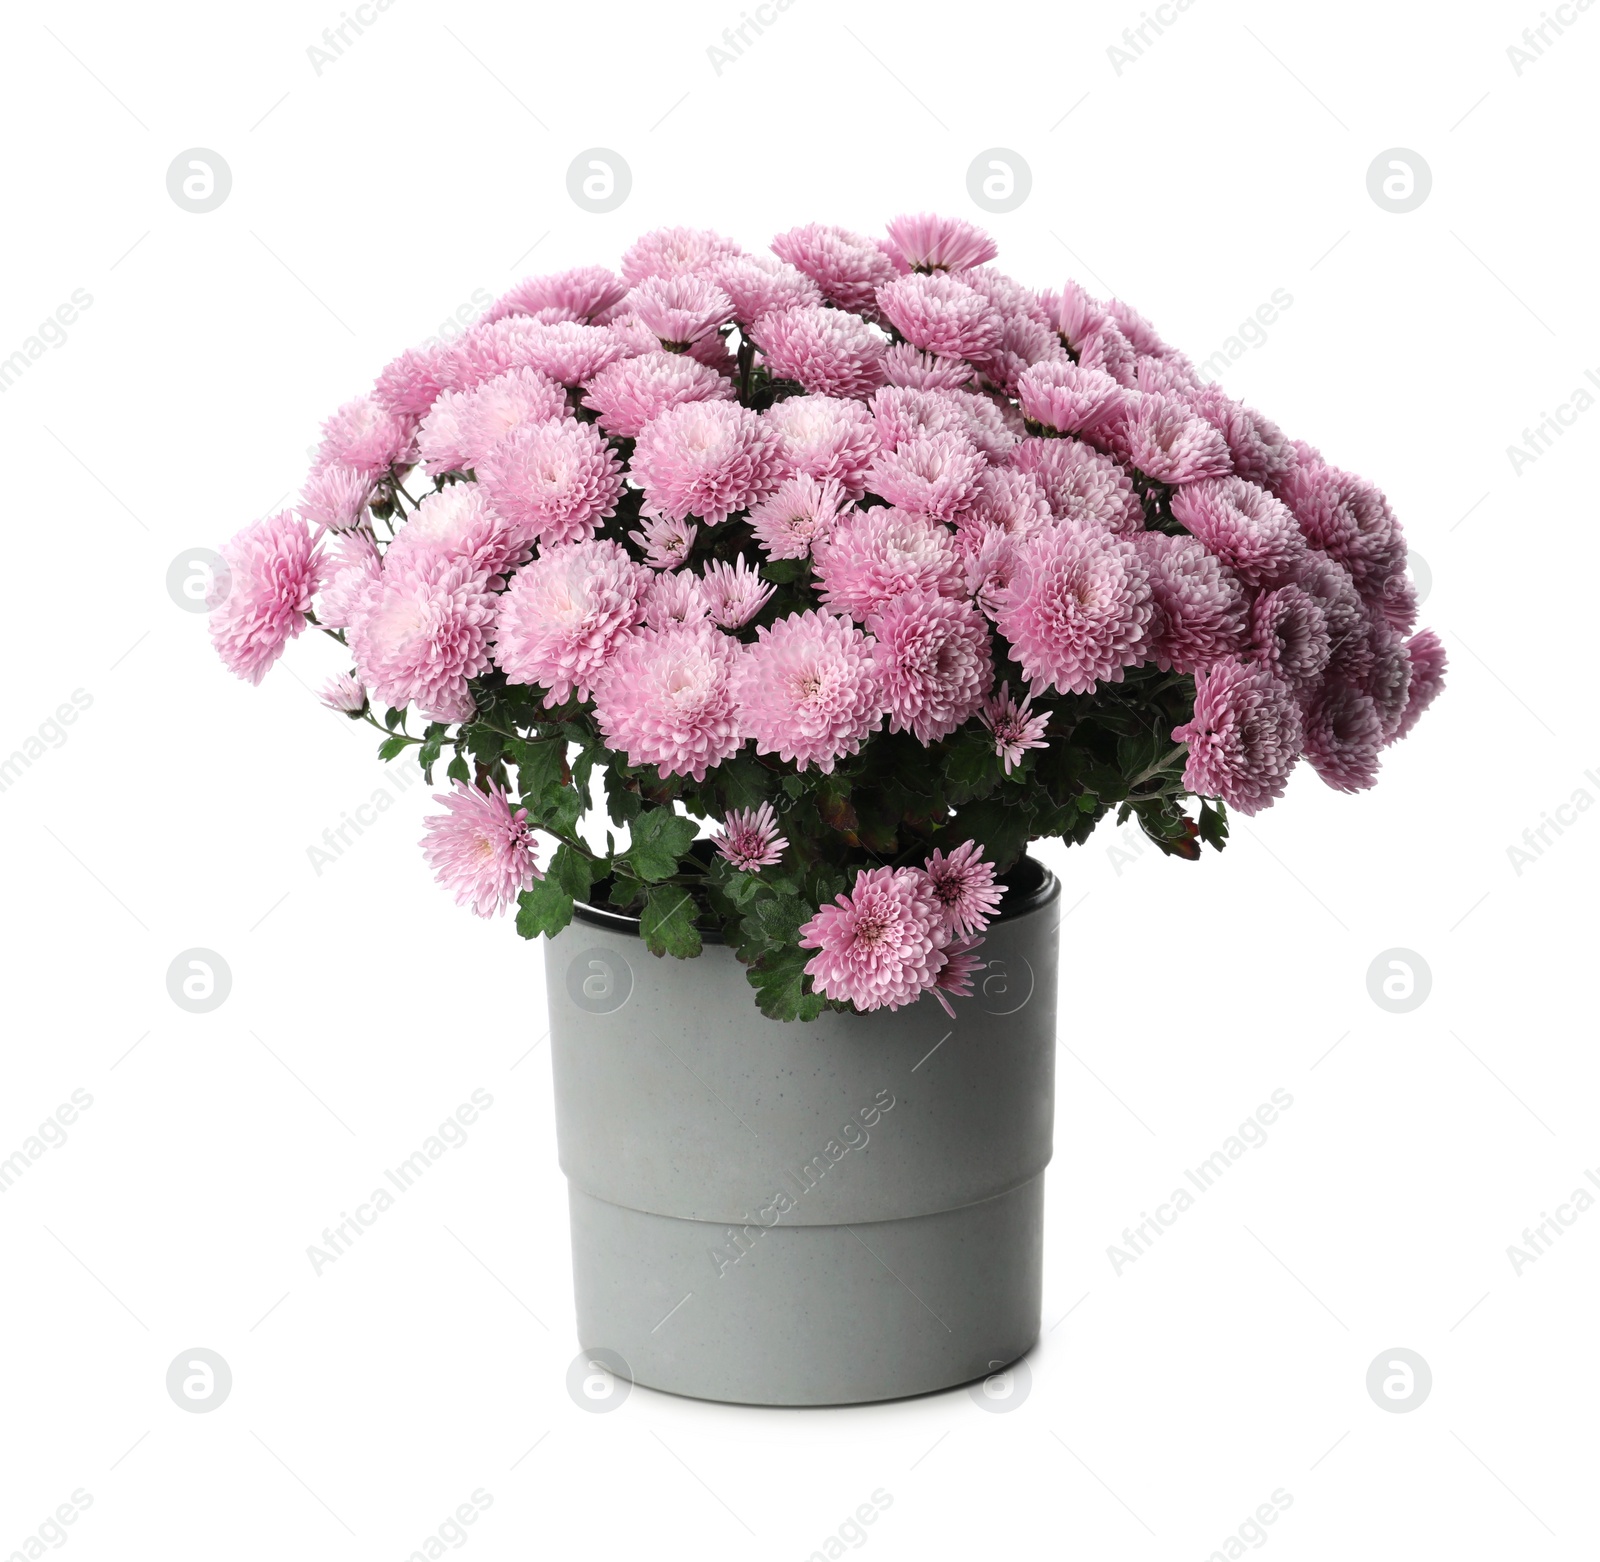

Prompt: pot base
[569,1175,1043,1407]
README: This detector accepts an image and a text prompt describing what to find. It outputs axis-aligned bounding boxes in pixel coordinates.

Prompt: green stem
[1126,743,1187,793]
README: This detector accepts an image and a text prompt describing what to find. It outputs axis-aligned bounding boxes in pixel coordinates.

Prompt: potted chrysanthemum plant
[209,213,1443,1405]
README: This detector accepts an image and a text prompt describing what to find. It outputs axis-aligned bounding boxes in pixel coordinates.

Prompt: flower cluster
[210,214,1443,1020]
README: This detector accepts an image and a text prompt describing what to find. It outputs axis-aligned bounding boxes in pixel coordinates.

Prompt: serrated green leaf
[377,735,409,762]
[384,706,404,731]
[446,754,470,784]
[515,738,567,801]
[549,842,596,902]
[640,885,702,958]
[746,943,825,1022]
[626,808,699,882]
[515,877,574,940]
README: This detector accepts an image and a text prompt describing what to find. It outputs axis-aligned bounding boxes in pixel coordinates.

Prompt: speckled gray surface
[545,863,1060,1405]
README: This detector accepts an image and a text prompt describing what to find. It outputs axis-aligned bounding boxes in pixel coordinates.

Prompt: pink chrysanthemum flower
[771,223,899,316]
[373,342,448,419]
[1016,360,1126,436]
[620,226,743,286]
[700,555,776,631]
[715,802,788,871]
[1135,532,1249,675]
[733,609,883,773]
[962,465,1053,537]
[630,513,699,571]
[453,367,568,470]
[813,507,964,621]
[208,512,323,685]
[866,431,986,523]
[420,781,543,918]
[627,274,735,349]
[493,538,647,705]
[1076,320,1139,388]
[747,474,850,560]
[708,253,821,325]
[318,672,366,714]
[1172,656,1303,815]
[1392,629,1446,742]
[593,621,744,781]
[800,865,947,1012]
[643,569,709,629]
[1133,354,1202,401]
[486,266,629,325]
[1105,299,1170,358]
[632,399,783,525]
[512,320,629,387]
[384,484,528,584]
[931,939,985,1017]
[1300,681,1384,793]
[964,267,1054,328]
[475,418,623,547]
[941,389,1022,464]
[881,344,974,391]
[1297,552,1371,680]
[299,465,372,533]
[866,590,993,744]
[1055,279,1108,354]
[763,395,881,497]
[416,387,474,477]
[581,351,734,438]
[961,525,1024,620]
[347,550,496,723]
[436,317,564,394]
[1361,623,1413,739]
[1011,437,1143,532]
[753,305,888,399]
[870,386,965,452]
[981,313,1070,397]
[883,213,998,274]
[1190,388,1297,491]
[1279,462,1405,589]
[1170,476,1306,588]
[995,522,1155,695]
[876,272,1002,362]
[923,840,1004,939]
[1376,569,1419,636]
[315,528,381,631]
[1249,584,1331,690]
[1119,395,1233,484]
[979,681,1050,772]
[315,396,415,479]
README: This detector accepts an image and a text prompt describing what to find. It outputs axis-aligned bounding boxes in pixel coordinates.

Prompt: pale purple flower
[715,802,788,871]
[299,465,372,533]
[1300,681,1384,793]
[747,474,850,560]
[883,213,998,274]
[870,385,966,451]
[1076,320,1139,387]
[373,342,449,419]
[867,589,993,744]
[1135,532,1249,675]
[627,274,735,348]
[701,555,776,630]
[1016,360,1126,436]
[1279,462,1405,589]
[752,305,888,399]
[318,673,366,714]
[620,226,743,286]
[384,484,528,585]
[1391,629,1446,743]
[770,223,898,316]
[629,512,699,571]
[930,939,985,1017]
[876,272,1002,361]
[315,528,381,631]
[979,682,1050,772]
[209,512,323,685]
[800,865,947,1012]
[981,312,1071,397]
[1172,656,1302,815]
[475,417,624,547]
[420,781,542,918]
[1056,279,1108,354]
[1190,389,1296,490]
[581,352,734,439]
[315,396,415,478]
[1011,437,1144,532]
[1120,395,1233,484]
[881,344,974,391]
[1249,584,1332,690]
[709,253,821,325]
[763,395,881,497]
[962,465,1053,537]
[487,266,629,325]
[632,399,784,525]
[453,367,568,469]
[643,569,709,629]
[812,507,965,621]
[1170,477,1306,588]
[866,431,987,522]
[961,524,1024,620]
[922,840,1004,940]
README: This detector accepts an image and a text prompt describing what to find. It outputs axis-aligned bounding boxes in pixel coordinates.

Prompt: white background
[1,0,1596,1557]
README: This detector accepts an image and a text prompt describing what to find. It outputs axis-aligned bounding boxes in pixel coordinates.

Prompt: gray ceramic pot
[544,857,1060,1406]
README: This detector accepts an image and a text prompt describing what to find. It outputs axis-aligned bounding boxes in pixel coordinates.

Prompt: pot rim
[571,853,1059,944]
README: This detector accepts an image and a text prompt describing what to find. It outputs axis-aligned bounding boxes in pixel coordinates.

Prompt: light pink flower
[1279,462,1405,589]
[1170,477,1306,588]
[961,524,1024,619]
[511,320,629,386]
[883,213,998,274]
[1135,532,1249,675]
[581,352,734,439]
[1134,354,1202,400]
[373,342,449,418]
[1016,360,1126,436]
[632,399,783,525]
[300,465,372,533]
[416,387,474,476]
[1076,319,1139,387]
[347,550,496,723]
[1056,279,1108,354]
[753,306,888,399]
[475,418,623,547]
[627,274,735,348]
[1376,568,1419,636]
[630,513,699,571]
[939,389,1021,463]
[1190,390,1297,490]
[763,395,881,497]
[963,267,1054,328]
[1297,552,1372,680]
[867,590,993,744]
[881,344,974,391]
[800,865,947,1012]
[315,396,415,478]
[1300,681,1384,793]
[1361,623,1413,739]
[866,431,986,522]
[437,317,571,393]
[980,681,1050,772]
[931,939,985,1017]
[923,840,1004,939]
[318,673,366,714]
[487,266,628,325]
[1011,437,1143,532]
[1106,299,1170,357]
[996,522,1154,695]
[593,621,744,781]
[1249,584,1331,690]
[1172,656,1302,815]
[747,474,850,560]
[1391,629,1446,742]
[876,272,1002,361]
[492,537,648,704]
[1120,395,1233,484]
[643,569,709,629]
[870,385,965,451]
[715,802,788,871]
[209,512,323,685]
[315,528,381,631]
[620,226,743,286]
[733,609,883,773]
[771,224,899,316]
[385,484,528,584]
[708,253,820,324]
[701,555,776,630]
[813,507,964,621]
[420,781,542,918]
[981,313,1070,396]
[453,367,568,470]
[962,465,1052,537]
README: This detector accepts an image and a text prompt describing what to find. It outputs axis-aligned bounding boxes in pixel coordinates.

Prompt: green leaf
[640,884,702,958]
[515,878,574,940]
[625,807,699,882]
[605,769,645,825]
[759,557,809,585]
[549,842,596,902]
[446,754,470,784]
[942,728,1002,805]
[1198,798,1229,852]
[746,892,811,950]
[377,735,409,762]
[384,706,404,731]
[515,738,567,802]
[746,943,825,1022]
